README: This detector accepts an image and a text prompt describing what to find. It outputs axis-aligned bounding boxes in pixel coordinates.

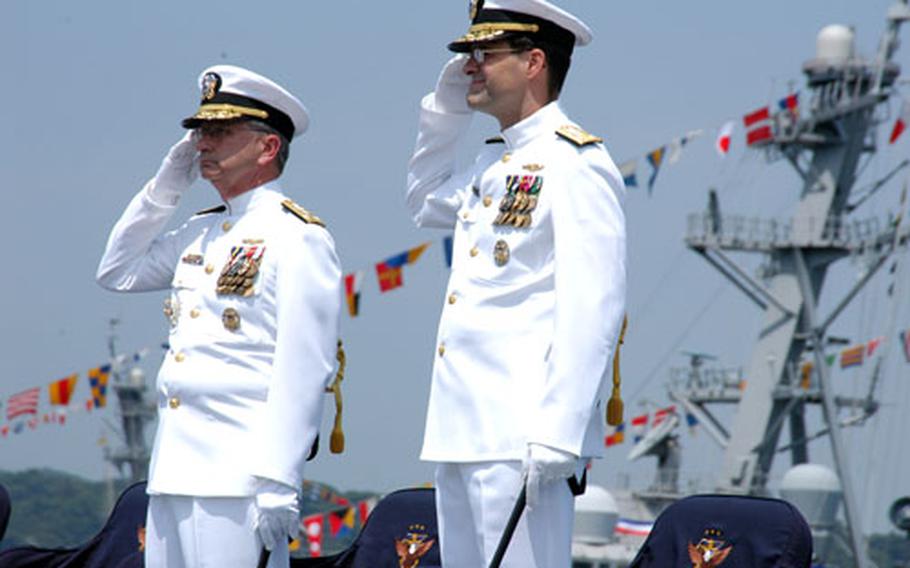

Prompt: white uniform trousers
[145,494,290,568]
[434,461,575,568]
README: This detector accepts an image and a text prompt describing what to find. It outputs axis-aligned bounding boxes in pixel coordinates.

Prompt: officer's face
[464,41,531,123]
[195,122,269,193]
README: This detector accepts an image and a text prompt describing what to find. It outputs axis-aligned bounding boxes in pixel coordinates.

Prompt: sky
[1,0,909,535]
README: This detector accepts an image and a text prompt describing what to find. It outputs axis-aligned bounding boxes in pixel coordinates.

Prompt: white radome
[780,463,841,493]
[816,24,855,62]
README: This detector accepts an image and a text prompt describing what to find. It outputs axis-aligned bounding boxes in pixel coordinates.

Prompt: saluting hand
[432,55,473,115]
[147,131,200,206]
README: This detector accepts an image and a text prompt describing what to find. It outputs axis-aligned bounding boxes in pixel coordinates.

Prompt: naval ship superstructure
[573,2,910,567]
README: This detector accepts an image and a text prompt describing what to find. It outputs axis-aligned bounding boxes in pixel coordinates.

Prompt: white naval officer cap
[181,65,308,141]
[449,0,593,53]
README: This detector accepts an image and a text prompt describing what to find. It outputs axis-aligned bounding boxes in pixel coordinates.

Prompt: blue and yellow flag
[88,364,111,408]
[375,243,431,293]
[605,423,625,447]
[646,147,666,194]
[619,159,638,188]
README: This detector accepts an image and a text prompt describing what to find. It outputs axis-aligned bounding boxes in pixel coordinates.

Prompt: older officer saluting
[406,0,627,566]
[97,66,341,567]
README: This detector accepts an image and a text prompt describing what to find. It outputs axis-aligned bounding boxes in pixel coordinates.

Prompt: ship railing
[686,212,889,252]
[669,367,743,391]
[615,468,718,497]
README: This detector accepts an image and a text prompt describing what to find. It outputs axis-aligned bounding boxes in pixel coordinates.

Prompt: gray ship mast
[102,319,155,484]
[677,2,910,566]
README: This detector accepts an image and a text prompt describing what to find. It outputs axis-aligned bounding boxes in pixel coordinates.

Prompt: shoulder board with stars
[555,125,603,147]
[281,199,326,228]
[485,136,505,144]
[193,204,227,216]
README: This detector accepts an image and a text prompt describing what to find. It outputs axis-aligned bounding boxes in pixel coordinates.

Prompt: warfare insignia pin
[687,528,733,567]
[181,253,204,265]
[395,524,436,568]
[522,163,545,172]
[222,307,241,332]
[494,239,510,266]
[201,72,222,101]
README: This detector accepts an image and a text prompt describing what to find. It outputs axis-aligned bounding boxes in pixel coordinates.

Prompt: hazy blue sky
[1,0,908,534]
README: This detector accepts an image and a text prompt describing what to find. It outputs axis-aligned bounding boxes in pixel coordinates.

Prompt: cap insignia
[281,198,326,228]
[201,72,222,101]
[556,125,603,147]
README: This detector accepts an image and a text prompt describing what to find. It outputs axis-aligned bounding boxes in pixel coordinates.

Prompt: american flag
[7,387,40,421]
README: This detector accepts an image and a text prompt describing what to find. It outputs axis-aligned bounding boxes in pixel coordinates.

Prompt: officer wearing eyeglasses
[405,0,627,566]
[97,65,342,567]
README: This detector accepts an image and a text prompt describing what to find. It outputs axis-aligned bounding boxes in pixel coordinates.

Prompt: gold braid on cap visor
[455,22,540,43]
[190,103,269,121]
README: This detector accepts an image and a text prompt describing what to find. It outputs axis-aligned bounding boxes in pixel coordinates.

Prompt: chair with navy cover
[0,481,148,568]
[293,487,440,568]
[0,482,11,542]
[629,494,813,568]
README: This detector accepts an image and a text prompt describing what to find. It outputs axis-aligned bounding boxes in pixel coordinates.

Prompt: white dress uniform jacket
[407,98,627,462]
[97,182,341,496]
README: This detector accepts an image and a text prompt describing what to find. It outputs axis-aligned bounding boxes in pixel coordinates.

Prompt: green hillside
[0,469,129,549]
[0,468,376,556]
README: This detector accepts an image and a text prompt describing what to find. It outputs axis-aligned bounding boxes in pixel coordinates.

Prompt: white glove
[254,478,299,551]
[523,443,579,509]
[147,131,199,206]
[432,55,472,114]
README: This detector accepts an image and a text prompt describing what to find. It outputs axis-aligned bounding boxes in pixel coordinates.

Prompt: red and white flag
[7,387,40,421]
[715,121,735,157]
[302,514,324,558]
[653,405,677,425]
[890,100,910,144]
[743,106,773,146]
[631,413,649,443]
[866,337,884,358]
[358,497,378,524]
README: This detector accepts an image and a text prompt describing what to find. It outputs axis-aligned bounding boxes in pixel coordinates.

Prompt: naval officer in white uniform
[97,65,342,567]
[406,1,627,566]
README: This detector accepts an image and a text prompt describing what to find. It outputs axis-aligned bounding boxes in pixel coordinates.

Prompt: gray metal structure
[671,3,910,566]
[102,319,155,484]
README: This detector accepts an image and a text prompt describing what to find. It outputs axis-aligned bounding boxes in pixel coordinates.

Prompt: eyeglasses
[196,122,254,140]
[469,47,526,63]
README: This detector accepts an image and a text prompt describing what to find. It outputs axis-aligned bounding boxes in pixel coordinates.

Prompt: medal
[494,174,543,227]
[222,307,241,331]
[494,239,510,266]
[217,246,266,296]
